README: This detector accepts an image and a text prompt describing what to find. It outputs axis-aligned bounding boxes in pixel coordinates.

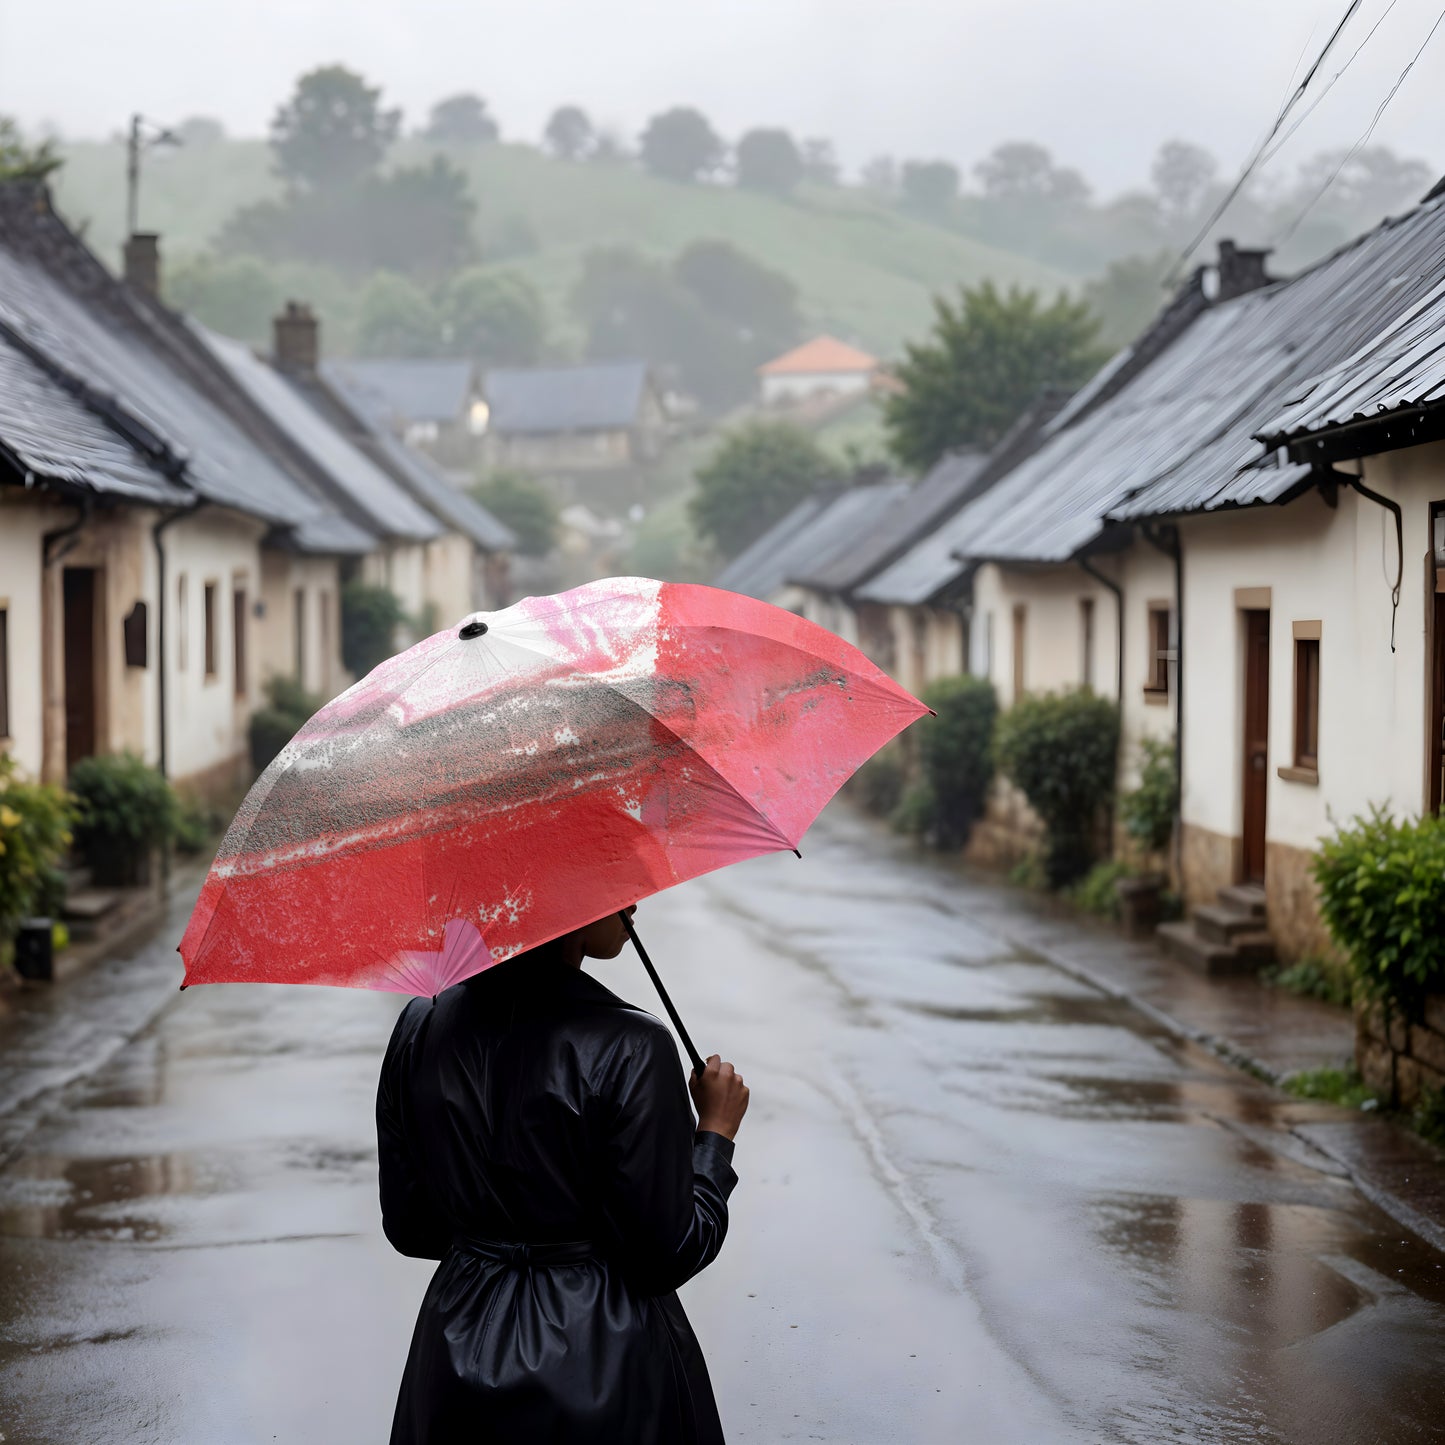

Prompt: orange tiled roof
[758,335,880,376]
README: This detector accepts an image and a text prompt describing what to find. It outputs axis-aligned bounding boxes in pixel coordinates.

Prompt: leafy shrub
[173,791,227,856]
[1284,1065,1378,1110]
[900,676,997,849]
[1068,860,1132,920]
[0,755,75,935]
[850,746,906,819]
[69,752,178,884]
[341,580,406,677]
[1007,854,1046,889]
[995,690,1119,887]
[1261,956,1352,1009]
[470,470,558,557]
[1313,806,1445,1013]
[1414,1088,1445,1149]
[890,780,936,838]
[249,675,324,773]
[1121,737,1177,857]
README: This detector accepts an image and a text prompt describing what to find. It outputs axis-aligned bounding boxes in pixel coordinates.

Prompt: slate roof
[713,480,910,602]
[320,360,516,552]
[483,362,651,434]
[333,358,476,425]
[759,336,879,376]
[195,326,442,543]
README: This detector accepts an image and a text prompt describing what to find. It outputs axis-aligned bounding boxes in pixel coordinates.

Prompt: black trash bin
[13,917,54,982]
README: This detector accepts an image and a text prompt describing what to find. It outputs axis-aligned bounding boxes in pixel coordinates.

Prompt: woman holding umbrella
[377,906,749,1443]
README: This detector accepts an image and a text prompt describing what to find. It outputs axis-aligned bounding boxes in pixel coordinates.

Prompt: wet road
[3,807,1445,1443]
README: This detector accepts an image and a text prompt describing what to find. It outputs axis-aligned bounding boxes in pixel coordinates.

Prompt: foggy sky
[1,0,1442,190]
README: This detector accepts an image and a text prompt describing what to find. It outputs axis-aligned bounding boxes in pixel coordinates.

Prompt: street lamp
[125,113,182,237]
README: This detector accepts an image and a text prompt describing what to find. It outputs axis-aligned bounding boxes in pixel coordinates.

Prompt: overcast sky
[1,0,1441,191]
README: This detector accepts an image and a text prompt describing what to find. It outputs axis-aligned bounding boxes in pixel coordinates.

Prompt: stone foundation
[1356,996,1445,1108]
[1178,821,1236,911]
[965,777,1045,870]
[1264,839,1337,962]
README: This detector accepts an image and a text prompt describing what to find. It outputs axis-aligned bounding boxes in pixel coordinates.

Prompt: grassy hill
[53,139,1070,358]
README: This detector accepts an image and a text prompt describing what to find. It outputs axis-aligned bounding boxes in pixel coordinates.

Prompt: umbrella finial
[459,619,489,639]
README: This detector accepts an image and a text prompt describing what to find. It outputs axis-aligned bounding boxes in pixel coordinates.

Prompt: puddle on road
[898,991,1129,1030]
[0,1152,200,1242]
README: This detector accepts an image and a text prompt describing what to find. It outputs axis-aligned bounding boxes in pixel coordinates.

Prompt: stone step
[62,888,124,940]
[1157,920,1272,977]
[1217,883,1267,919]
[1194,902,1267,946]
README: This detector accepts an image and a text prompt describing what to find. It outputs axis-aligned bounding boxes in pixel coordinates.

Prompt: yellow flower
[0,805,20,828]
[0,839,7,856]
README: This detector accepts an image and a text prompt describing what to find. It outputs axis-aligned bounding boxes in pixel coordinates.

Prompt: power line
[1166,0,1366,281]
[1272,4,1445,246]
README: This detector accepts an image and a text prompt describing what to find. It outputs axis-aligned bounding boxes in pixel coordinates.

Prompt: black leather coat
[377,950,737,1444]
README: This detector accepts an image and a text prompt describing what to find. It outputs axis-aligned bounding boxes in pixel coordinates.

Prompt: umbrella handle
[619,912,709,1083]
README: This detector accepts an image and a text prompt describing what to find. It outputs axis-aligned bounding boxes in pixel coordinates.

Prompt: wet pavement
[3,808,1445,1443]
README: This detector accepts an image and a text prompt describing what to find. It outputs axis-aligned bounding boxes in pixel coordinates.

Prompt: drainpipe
[1144,523,1185,881]
[1078,552,1124,709]
[1341,468,1403,654]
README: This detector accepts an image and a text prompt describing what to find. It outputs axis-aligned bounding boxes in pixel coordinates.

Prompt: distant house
[758,336,881,406]
[331,358,483,470]
[476,362,666,477]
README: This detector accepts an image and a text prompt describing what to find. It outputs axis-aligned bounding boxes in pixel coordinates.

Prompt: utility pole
[125,113,181,238]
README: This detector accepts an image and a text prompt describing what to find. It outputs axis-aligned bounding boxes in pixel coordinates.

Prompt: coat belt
[452,1235,595,1268]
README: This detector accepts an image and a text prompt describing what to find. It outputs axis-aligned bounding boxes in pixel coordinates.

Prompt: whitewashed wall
[0,493,67,777]
[258,552,347,700]
[761,371,872,405]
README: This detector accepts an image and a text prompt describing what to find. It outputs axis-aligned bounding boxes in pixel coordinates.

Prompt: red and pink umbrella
[180,578,926,1062]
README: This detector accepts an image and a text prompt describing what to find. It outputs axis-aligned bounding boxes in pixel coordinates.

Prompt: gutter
[1318,464,1403,652]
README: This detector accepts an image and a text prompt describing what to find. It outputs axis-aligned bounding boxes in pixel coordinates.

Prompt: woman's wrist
[696,1119,737,1142]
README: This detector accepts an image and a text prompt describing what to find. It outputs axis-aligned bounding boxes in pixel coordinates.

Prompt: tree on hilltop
[638,107,725,184]
[545,106,594,160]
[0,117,60,182]
[425,94,499,145]
[270,65,401,191]
[900,160,959,218]
[735,128,803,195]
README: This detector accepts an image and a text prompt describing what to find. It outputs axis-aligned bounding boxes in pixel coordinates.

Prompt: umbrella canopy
[180,577,927,995]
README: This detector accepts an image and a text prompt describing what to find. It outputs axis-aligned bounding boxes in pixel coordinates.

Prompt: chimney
[273,301,319,374]
[122,232,161,299]
[1215,239,1273,302]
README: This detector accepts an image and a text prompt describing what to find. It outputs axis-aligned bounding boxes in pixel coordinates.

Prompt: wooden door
[1241,609,1270,883]
[1430,590,1445,814]
[63,567,98,772]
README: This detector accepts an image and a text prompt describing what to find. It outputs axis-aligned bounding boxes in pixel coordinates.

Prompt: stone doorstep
[1193,902,1268,946]
[1157,920,1273,977]
[1217,882,1268,918]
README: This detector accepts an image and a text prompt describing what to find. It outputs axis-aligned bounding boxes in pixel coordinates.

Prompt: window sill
[1142,688,1170,707]
[1277,764,1319,786]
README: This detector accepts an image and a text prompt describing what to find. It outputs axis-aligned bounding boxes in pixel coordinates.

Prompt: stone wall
[1356,996,1445,1108]
[964,777,1045,870]
[1264,839,1337,962]
[1179,821,1236,910]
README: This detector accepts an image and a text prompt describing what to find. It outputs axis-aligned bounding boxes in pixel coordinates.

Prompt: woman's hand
[689,1055,749,1141]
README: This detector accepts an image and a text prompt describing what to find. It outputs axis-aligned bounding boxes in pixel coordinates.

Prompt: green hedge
[1314,806,1445,1012]
[995,690,1119,887]
[69,752,178,885]
[896,675,997,849]
[249,675,324,773]
[341,580,405,678]
[1121,737,1177,858]
[0,755,74,936]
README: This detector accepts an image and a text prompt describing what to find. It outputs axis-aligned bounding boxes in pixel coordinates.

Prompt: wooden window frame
[232,584,248,700]
[1079,597,1096,692]
[1144,601,1171,703]
[294,587,307,685]
[1281,620,1321,784]
[202,581,218,681]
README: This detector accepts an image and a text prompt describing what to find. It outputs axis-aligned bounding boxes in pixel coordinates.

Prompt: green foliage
[908,676,998,848]
[735,129,804,195]
[0,755,75,936]
[469,471,558,557]
[1120,737,1178,857]
[1414,1088,1445,1149]
[1068,860,1132,920]
[544,106,594,161]
[0,116,62,182]
[443,268,546,365]
[1313,806,1445,1012]
[899,160,959,218]
[672,239,802,361]
[690,421,838,558]
[356,272,441,357]
[249,675,323,773]
[173,792,226,856]
[341,580,406,678]
[638,107,725,184]
[270,65,400,192]
[890,780,937,838]
[1284,1066,1378,1110]
[884,281,1105,472]
[359,158,476,278]
[1083,253,1172,353]
[69,753,178,874]
[1007,854,1046,890]
[1262,957,1353,1009]
[424,94,499,145]
[166,253,281,342]
[995,691,1120,887]
[848,746,906,819]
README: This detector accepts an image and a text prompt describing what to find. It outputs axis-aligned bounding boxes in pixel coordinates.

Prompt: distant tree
[544,105,594,160]
[900,160,960,217]
[690,421,839,558]
[638,107,725,184]
[1289,144,1433,220]
[671,239,801,357]
[1083,252,1171,352]
[166,253,279,343]
[484,213,541,261]
[356,271,441,356]
[176,115,226,148]
[861,155,898,198]
[270,66,401,192]
[359,157,476,277]
[884,281,1105,471]
[443,268,547,365]
[589,128,631,165]
[801,138,840,187]
[424,93,499,145]
[470,471,559,557]
[0,116,61,182]
[975,141,1090,204]
[735,128,804,195]
[1150,140,1217,222]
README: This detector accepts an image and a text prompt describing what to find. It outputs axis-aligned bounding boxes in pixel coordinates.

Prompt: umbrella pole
[619,912,708,1081]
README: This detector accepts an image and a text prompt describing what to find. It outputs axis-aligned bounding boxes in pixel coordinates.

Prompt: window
[1012,604,1027,700]
[1145,603,1171,699]
[203,582,217,679]
[176,574,188,671]
[294,588,307,683]
[0,606,9,739]
[233,587,247,699]
[1291,621,1321,775]
[1080,597,1095,691]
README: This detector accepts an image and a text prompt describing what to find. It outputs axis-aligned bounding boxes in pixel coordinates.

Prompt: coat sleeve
[376,1001,452,1261]
[595,1019,738,1296]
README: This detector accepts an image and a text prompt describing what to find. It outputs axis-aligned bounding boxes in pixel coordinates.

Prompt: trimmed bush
[1120,737,1177,858]
[249,675,324,773]
[1314,806,1445,1013]
[341,580,405,677]
[995,690,1119,887]
[1068,859,1132,920]
[902,675,998,848]
[849,745,906,819]
[69,752,178,886]
[0,754,75,938]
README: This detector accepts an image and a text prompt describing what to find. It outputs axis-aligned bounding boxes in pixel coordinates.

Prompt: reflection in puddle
[0,1153,197,1242]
